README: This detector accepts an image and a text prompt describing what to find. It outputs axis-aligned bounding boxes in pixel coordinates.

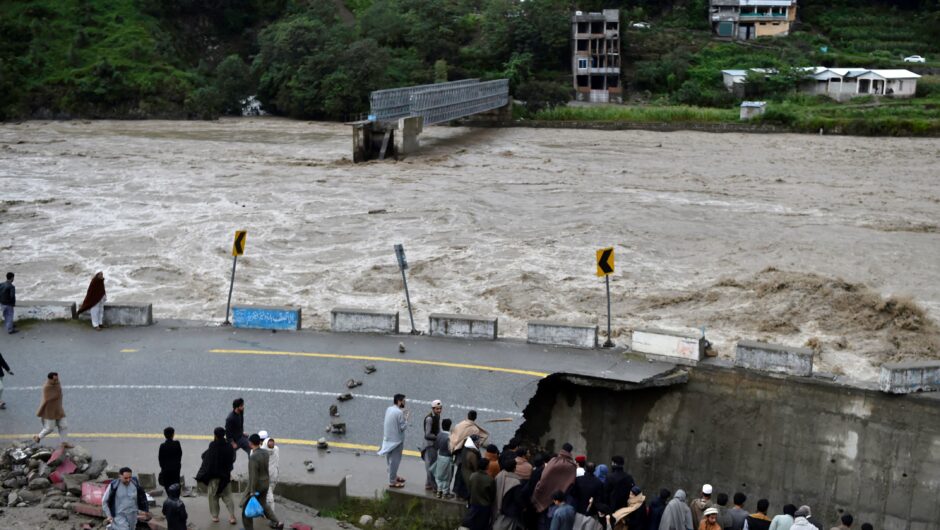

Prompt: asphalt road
[0,320,673,455]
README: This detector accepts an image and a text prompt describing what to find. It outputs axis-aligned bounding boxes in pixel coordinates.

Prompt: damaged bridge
[350,78,510,162]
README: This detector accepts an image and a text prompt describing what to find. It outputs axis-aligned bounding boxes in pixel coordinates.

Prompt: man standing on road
[0,351,13,410]
[422,399,443,491]
[102,467,151,530]
[378,393,408,489]
[34,372,70,447]
[226,398,249,457]
[0,272,16,334]
[242,434,283,530]
[76,271,107,331]
[197,427,238,525]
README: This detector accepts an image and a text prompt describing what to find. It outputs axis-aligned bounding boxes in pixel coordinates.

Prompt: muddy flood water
[2,118,939,381]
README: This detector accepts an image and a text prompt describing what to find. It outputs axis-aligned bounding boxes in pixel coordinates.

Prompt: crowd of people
[380,396,880,530]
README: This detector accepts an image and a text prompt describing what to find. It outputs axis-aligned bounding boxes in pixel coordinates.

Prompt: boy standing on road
[422,399,443,491]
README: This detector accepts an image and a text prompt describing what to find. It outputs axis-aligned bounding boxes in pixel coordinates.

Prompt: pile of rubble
[0,442,108,523]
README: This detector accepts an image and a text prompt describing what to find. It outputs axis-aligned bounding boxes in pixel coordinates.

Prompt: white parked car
[903,55,926,63]
[631,22,651,29]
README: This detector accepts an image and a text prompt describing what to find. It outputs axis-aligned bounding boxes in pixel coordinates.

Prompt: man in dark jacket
[571,462,604,515]
[158,426,182,494]
[422,399,442,491]
[463,458,496,530]
[162,483,188,530]
[242,434,283,530]
[226,398,249,457]
[0,272,16,334]
[604,455,635,511]
[648,488,671,530]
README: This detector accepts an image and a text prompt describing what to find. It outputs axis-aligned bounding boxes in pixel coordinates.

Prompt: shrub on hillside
[515,80,570,113]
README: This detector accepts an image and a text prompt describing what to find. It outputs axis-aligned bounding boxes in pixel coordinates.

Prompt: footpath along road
[0,320,674,496]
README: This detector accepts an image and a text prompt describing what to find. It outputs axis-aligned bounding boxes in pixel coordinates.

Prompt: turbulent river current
[2,118,939,380]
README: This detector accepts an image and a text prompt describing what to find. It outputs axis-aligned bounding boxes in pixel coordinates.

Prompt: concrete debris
[48,508,69,520]
[364,364,377,374]
[345,379,362,389]
[304,461,316,473]
[330,422,346,435]
[0,442,104,517]
[375,516,387,528]
[398,342,406,353]
[317,438,329,450]
[337,393,353,402]
[329,404,339,417]
[358,514,374,526]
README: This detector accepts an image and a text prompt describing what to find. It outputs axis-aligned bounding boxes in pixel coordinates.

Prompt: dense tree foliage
[0,0,938,119]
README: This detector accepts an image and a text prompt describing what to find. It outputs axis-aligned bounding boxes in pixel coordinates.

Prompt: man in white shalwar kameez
[377,393,408,488]
[259,430,280,515]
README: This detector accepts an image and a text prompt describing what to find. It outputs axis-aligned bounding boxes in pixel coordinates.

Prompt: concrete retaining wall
[13,301,76,321]
[78,303,153,326]
[631,328,704,365]
[527,320,598,349]
[429,313,497,340]
[880,361,940,394]
[385,488,465,525]
[330,307,399,334]
[735,340,814,376]
[517,369,940,530]
[231,305,301,331]
[274,478,347,509]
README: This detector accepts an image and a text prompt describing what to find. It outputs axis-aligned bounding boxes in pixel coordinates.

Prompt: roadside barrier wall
[231,305,301,331]
[527,320,598,349]
[734,340,814,376]
[331,307,399,334]
[429,313,497,340]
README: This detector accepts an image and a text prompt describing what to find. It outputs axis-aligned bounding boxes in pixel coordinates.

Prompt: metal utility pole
[395,244,418,334]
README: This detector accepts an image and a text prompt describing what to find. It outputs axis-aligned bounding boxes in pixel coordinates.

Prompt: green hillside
[1,0,939,127]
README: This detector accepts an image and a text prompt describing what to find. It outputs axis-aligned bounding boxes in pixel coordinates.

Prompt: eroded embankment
[515,369,940,529]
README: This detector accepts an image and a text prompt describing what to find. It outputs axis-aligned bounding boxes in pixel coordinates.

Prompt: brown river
[2,118,939,380]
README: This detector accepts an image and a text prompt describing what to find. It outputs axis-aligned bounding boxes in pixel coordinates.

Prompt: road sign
[596,247,614,276]
[395,244,408,270]
[232,231,247,257]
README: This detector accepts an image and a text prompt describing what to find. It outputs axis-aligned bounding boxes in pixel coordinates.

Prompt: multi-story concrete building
[571,9,621,103]
[710,0,797,40]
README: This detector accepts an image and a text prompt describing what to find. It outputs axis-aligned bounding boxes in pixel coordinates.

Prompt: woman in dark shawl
[77,272,106,330]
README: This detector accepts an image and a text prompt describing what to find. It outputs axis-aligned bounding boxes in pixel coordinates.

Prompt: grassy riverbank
[524,77,940,136]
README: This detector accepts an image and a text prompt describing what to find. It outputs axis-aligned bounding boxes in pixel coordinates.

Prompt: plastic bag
[244,493,264,518]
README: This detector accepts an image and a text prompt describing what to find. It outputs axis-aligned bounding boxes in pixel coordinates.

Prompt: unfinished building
[571,9,622,103]
[710,0,797,40]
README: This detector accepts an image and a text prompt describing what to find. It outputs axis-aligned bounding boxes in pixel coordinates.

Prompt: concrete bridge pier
[351,116,423,162]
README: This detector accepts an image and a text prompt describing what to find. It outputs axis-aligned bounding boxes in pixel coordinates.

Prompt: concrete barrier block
[631,328,705,366]
[231,305,301,331]
[274,478,347,510]
[880,361,940,394]
[527,320,598,349]
[331,307,399,334]
[78,303,153,326]
[14,301,76,321]
[429,313,497,340]
[735,340,814,376]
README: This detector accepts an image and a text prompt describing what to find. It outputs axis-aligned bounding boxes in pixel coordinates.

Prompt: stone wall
[515,368,940,530]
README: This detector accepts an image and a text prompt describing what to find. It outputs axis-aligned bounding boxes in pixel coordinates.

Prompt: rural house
[721,67,921,100]
[710,0,798,40]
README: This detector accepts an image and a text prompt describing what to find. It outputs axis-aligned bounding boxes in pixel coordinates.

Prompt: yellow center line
[0,433,421,457]
[120,349,138,353]
[209,348,549,378]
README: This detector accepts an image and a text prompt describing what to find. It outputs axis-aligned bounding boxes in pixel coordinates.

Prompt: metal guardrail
[369,79,480,124]
[410,79,510,125]
[369,79,509,127]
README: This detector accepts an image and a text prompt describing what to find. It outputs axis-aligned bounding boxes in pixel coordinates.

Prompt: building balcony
[739,12,787,18]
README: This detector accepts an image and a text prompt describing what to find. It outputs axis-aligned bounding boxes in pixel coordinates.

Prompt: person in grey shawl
[378,393,408,488]
[660,490,694,530]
